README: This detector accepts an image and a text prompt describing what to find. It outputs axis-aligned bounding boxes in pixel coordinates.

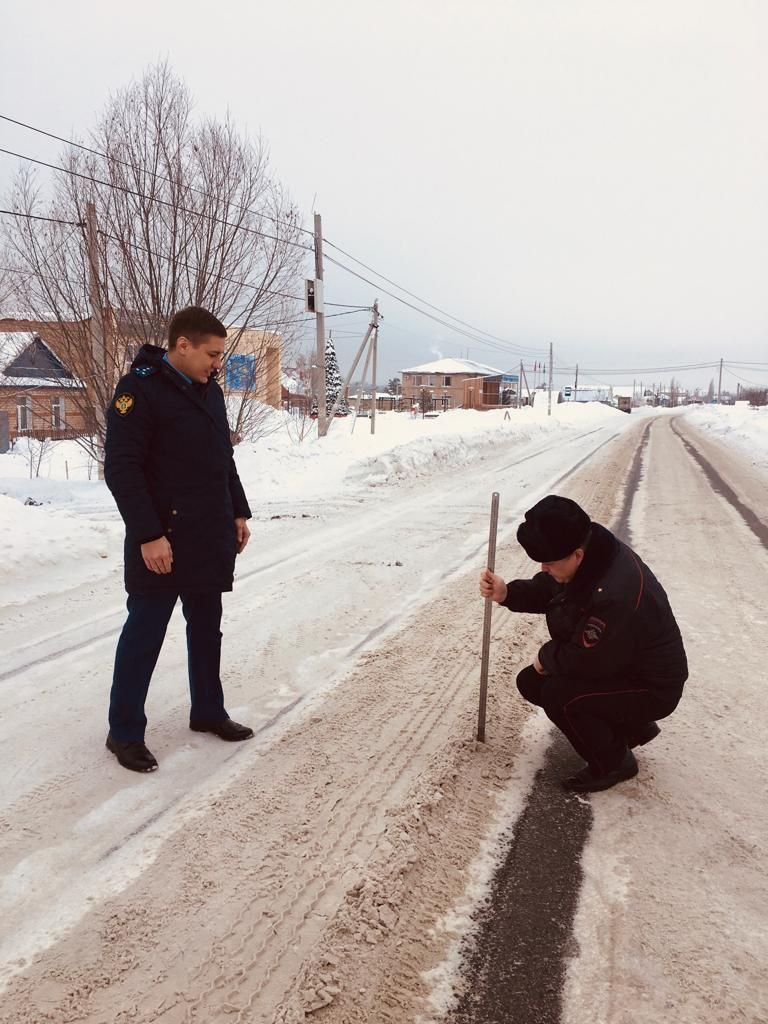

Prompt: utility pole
[326,301,378,425]
[717,357,723,405]
[518,359,523,408]
[313,213,328,437]
[574,362,579,400]
[352,336,374,433]
[370,305,380,435]
[547,342,553,416]
[521,364,532,405]
[85,201,106,477]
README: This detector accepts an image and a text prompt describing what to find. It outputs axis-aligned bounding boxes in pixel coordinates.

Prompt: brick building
[0,326,88,440]
[400,357,506,410]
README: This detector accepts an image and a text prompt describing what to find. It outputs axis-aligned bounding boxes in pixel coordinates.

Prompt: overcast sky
[2,0,767,390]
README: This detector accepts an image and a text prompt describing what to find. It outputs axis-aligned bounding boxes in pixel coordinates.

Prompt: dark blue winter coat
[104,344,251,594]
[502,523,688,692]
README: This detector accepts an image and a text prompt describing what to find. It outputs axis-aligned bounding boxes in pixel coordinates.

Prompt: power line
[98,229,304,303]
[1,116,548,358]
[0,208,84,228]
[0,147,315,254]
[323,236,547,356]
[324,253,545,357]
[565,361,719,375]
[0,113,317,242]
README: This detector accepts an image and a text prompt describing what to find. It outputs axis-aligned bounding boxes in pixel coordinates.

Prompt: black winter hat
[516,494,591,562]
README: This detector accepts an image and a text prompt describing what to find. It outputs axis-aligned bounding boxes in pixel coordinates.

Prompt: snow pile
[0,494,122,607]
[685,403,768,472]
[0,402,628,608]
[234,402,626,494]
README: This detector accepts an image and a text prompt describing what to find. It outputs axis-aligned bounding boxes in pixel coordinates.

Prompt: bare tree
[12,434,59,479]
[2,61,307,464]
[0,267,16,313]
[744,388,768,408]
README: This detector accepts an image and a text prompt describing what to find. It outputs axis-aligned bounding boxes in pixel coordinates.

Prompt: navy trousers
[516,665,682,775]
[109,591,228,741]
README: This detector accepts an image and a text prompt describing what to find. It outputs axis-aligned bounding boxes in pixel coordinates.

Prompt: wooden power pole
[85,201,106,476]
[313,212,328,437]
[717,357,723,405]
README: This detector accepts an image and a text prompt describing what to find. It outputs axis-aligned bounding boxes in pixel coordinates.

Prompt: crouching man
[479,495,688,793]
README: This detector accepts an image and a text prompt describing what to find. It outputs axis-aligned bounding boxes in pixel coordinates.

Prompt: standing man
[104,306,254,773]
[479,495,688,793]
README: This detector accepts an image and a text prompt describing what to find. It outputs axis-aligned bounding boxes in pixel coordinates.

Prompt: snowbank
[233,401,626,495]
[0,494,122,607]
[684,404,768,472]
[0,402,629,608]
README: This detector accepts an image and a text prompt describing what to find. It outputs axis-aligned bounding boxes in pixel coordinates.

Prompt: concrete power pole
[85,201,106,476]
[717,357,723,405]
[370,303,380,435]
[547,341,554,416]
[313,213,328,437]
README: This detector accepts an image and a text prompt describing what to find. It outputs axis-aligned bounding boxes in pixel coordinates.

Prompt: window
[51,396,65,430]
[427,377,435,387]
[413,375,422,386]
[16,396,32,432]
[444,376,452,387]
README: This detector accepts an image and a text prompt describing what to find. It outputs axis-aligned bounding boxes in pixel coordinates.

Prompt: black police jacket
[502,522,688,691]
[104,344,252,594]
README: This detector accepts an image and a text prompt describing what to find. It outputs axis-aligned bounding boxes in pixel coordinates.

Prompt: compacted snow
[0,402,765,1024]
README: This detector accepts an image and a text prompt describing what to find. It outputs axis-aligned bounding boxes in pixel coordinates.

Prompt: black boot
[625,721,661,749]
[106,733,158,772]
[190,718,254,741]
[563,749,638,793]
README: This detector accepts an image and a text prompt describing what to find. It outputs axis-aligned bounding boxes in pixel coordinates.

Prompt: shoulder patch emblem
[114,393,135,416]
[582,615,606,648]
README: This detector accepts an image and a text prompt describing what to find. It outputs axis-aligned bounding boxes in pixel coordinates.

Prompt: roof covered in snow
[0,331,84,389]
[400,357,504,376]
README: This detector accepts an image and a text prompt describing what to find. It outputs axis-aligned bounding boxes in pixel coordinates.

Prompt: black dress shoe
[625,721,661,749]
[563,749,638,793]
[106,733,158,773]
[189,719,254,741]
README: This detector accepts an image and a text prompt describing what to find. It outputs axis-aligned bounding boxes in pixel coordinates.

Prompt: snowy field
[1,402,766,1024]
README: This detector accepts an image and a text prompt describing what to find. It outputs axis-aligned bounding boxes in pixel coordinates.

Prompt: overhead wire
[3,116,766,377]
[324,253,545,357]
[0,208,84,228]
[0,147,315,254]
[0,113,317,241]
[1,116,547,356]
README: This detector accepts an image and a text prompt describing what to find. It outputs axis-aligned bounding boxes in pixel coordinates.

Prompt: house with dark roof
[0,329,87,440]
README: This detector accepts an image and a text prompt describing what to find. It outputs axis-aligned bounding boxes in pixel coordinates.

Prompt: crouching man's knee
[517,664,544,706]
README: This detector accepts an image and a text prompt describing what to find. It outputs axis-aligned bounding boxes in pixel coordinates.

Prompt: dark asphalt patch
[448,422,649,1024]
[449,736,591,1024]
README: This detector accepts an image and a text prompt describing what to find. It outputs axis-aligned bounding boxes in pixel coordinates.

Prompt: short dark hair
[168,306,227,349]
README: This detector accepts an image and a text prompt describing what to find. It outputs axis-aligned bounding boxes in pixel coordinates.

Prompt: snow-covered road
[0,410,624,1002]
[1,407,766,1024]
